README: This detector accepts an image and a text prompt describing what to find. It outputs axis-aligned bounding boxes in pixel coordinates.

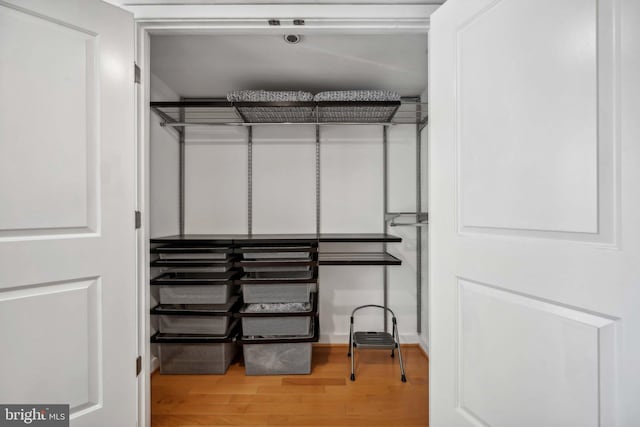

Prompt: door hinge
[135,210,142,229]
[134,63,141,84]
[136,356,142,377]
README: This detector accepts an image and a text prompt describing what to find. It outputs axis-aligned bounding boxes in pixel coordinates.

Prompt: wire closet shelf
[150,99,428,128]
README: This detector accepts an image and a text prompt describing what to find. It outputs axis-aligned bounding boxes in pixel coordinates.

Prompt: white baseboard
[418,335,429,356]
[150,355,159,374]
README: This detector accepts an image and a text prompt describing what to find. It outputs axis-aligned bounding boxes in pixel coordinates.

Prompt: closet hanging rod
[385,212,429,228]
[385,212,429,221]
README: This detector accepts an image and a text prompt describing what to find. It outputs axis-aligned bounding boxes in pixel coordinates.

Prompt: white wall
[319,124,422,343]
[253,126,316,233]
[149,73,180,238]
[177,123,422,343]
[148,74,181,372]
[421,86,429,354]
[319,125,383,341]
[184,126,248,233]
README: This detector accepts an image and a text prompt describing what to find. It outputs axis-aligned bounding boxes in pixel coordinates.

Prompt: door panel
[457,0,599,235]
[458,279,614,427]
[0,3,98,236]
[0,278,101,411]
[0,1,136,425]
[430,0,639,425]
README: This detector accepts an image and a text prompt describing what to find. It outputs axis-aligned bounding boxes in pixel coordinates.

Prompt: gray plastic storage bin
[241,283,312,303]
[241,316,311,337]
[158,252,229,260]
[242,251,311,260]
[242,271,314,281]
[158,284,232,304]
[240,301,313,337]
[158,315,231,335]
[158,342,236,374]
[242,342,311,375]
[166,265,230,273]
[243,265,311,273]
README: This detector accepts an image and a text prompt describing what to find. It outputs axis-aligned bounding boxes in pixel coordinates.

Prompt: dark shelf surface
[318,233,402,243]
[151,296,240,316]
[237,259,316,268]
[151,234,318,245]
[151,233,401,244]
[238,270,318,284]
[151,332,236,343]
[150,271,240,285]
[151,319,240,343]
[152,246,231,254]
[150,259,234,268]
[236,246,317,254]
[150,234,238,244]
[319,252,402,266]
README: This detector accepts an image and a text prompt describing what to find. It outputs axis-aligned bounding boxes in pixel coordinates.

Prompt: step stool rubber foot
[391,352,395,358]
[347,352,351,357]
[401,375,407,383]
[350,374,356,381]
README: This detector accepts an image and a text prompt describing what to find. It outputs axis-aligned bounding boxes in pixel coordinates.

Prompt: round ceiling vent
[284,34,301,44]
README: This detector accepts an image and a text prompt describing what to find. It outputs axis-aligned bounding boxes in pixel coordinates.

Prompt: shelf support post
[416,99,422,334]
[316,125,321,235]
[179,98,185,235]
[383,125,389,333]
[248,126,253,236]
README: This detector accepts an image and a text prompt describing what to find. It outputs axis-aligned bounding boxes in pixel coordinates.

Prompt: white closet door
[0,1,137,426]
[429,0,640,426]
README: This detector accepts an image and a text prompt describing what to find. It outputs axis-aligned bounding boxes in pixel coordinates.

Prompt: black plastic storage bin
[151,296,240,335]
[151,271,239,305]
[151,320,240,374]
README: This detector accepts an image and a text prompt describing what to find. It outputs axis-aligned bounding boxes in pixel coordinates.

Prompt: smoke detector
[284,34,301,44]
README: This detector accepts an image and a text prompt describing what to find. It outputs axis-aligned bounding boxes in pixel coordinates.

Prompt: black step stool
[348,304,406,382]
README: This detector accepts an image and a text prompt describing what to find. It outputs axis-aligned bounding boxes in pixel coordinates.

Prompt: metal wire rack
[150,99,428,129]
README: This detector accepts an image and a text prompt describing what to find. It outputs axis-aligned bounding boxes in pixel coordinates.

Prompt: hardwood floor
[151,344,429,427]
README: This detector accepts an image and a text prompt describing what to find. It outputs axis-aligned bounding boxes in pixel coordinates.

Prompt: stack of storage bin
[150,243,240,374]
[236,240,319,375]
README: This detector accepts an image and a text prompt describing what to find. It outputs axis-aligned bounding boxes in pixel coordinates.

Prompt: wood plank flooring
[152,344,429,427]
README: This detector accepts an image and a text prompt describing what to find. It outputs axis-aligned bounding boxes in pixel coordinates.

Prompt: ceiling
[108,0,442,4]
[150,33,428,98]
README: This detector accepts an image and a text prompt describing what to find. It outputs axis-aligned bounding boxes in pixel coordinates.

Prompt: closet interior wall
[148,74,180,369]
[148,39,428,367]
